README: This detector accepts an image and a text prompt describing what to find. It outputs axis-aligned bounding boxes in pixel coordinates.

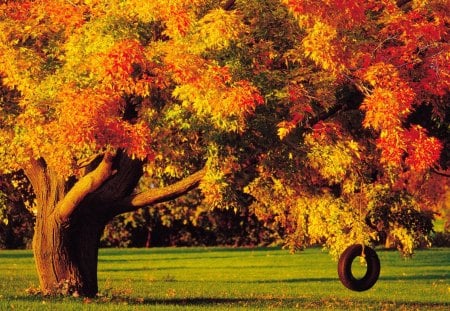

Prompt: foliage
[0,0,264,176]
[0,0,448,262]
[101,196,278,248]
[244,0,449,256]
[431,231,450,247]
[0,172,35,249]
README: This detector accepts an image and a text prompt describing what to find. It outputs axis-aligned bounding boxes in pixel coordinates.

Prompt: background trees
[0,172,35,249]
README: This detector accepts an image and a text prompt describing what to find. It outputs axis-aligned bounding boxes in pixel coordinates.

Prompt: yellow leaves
[277,124,293,140]
[123,0,206,38]
[0,42,42,97]
[244,176,296,228]
[119,0,159,22]
[199,168,228,208]
[189,9,245,54]
[363,63,400,89]
[302,21,344,75]
[163,165,182,178]
[246,173,374,256]
[0,129,22,173]
[171,60,263,133]
[199,150,230,209]
[305,133,360,184]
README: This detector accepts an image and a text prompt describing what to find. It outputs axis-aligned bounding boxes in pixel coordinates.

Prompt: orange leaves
[376,130,406,167]
[56,87,153,160]
[2,0,86,37]
[283,0,450,100]
[103,39,145,81]
[282,0,369,29]
[164,5,192,38]
[168,52,263,132]
[361,81,415,131]
[360,63,441,171]
[1,1,33,22]
[98,39,152,96]
[1,0,266,177]
[375,126,442,172]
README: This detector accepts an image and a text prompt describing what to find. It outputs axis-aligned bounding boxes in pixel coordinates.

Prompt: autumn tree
[0,0,448,297]
[0,0,266,296]
[245,0,448,257]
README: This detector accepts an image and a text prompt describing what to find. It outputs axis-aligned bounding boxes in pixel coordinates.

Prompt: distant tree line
[1,173,279,249]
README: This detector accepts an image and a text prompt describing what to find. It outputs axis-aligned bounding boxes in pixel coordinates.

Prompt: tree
[0,0,265,296]
[246,0,449,257]
[0,0,448,297]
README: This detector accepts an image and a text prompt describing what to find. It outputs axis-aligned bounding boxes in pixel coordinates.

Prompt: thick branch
[24,158,66,217]
[396,0,412,7]
[223,0,236,11]
[114,167,207,215]
[56,152,116,223]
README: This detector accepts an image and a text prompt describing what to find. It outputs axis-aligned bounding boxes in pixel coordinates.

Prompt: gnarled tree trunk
[25,152,205,297]
[33,210,105,296]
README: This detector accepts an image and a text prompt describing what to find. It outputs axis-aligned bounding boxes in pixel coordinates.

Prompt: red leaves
[232,80,264,112]
[1,1,33,21]
[283,0,369,28]
[403,125,442,172]
[311,121,343,140]
[2,0,86,34]
[375,126,442,172]
[376,131,406,167]
[100,39,152,95]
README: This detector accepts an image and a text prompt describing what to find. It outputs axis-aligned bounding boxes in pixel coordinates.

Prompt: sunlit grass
[0,247,449,310]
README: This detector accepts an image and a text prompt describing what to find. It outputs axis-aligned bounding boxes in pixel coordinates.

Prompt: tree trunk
[25,153,206,297]
[33,209,105,297]
[25,155,119,297]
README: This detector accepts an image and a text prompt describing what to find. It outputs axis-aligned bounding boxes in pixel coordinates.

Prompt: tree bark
[25,152,205,297]
[26,157,109,297]
[33,209,104,297]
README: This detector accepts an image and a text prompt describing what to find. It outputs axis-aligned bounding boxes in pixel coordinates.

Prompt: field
[0,247,449,310]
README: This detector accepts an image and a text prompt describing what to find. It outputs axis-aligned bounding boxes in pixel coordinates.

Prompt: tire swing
[337,244,380,291]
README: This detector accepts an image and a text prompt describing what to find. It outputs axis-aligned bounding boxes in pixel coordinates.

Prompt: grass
[0,247,449,310]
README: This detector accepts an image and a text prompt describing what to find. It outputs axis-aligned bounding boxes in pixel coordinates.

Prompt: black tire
[338,244,380,291]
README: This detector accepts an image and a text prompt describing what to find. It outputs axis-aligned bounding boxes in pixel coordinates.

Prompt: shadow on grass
[0,252,34,259]
[380,272,449,281]
[99,246,283,257]
[100,263,308,272]
[98,254,245,263]
[133,297,450,309]
[8,295,450,310]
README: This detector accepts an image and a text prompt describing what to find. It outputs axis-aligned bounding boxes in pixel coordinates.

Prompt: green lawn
[0,247,449,310]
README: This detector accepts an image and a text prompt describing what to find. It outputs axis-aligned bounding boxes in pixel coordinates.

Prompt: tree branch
[223,0,236,11]
[55,152,116,223]
[113,167,207,215]
[396,0,412,7]
[432,168,450,178]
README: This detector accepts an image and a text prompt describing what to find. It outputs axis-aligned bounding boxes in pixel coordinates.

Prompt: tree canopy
[0,0,449,259]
